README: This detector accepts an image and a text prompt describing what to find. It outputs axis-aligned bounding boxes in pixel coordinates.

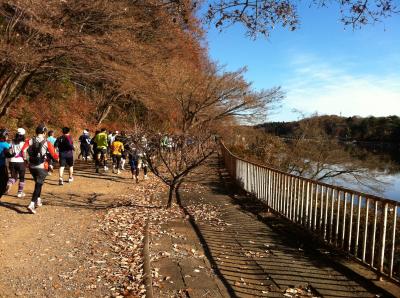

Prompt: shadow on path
[176,156,396,298]
[0,160,137,214]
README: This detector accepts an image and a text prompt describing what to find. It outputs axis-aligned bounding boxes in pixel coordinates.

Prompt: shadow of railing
[175,156,395,297]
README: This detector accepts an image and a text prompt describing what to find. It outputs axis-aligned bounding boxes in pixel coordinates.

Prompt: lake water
[327,146,400,202]
[377,173,400,201]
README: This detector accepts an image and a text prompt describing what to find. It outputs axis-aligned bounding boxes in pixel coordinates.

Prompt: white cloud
[280,54,400,120]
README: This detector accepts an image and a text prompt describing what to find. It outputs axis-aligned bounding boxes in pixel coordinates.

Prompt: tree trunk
[0,68,31,117]
[96,103,113,126]
[166,184,175,209]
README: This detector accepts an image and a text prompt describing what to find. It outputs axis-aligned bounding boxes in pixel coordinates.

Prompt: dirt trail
[2,157,397,298]
[0,161,139,297]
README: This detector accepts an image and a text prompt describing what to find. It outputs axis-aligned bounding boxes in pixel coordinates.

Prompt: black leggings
[32,183,43,203]
[30,168,47,203]
[7,162,26,193]
[80,145,91,160]
[130,161,148,177]
[0,165,9,197]
[112,155,122,169]
[95,149,108,169]
[8,162,26,182]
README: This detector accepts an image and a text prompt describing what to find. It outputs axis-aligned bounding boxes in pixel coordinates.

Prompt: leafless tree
[227,117,387,194]
[185,0,399,37]
[0,0,193,118]
[148,59,284,133]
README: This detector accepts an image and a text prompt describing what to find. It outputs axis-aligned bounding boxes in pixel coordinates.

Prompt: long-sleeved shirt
[25,135,59,169]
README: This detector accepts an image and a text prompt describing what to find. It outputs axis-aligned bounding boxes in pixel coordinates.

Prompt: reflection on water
[376,173,400,201]
[332,143,400,202]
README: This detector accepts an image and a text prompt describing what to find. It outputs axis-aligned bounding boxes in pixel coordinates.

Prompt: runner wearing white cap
[78,129,91,161]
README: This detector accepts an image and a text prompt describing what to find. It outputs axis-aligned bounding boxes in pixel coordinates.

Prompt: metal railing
[220,142,400,282]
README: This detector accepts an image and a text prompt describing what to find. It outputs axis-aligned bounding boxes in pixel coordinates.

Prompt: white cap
[17,128,26,135]
[83,130,89,134]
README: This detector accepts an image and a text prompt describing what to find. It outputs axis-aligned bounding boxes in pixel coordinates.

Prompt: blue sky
[203,3,400,122]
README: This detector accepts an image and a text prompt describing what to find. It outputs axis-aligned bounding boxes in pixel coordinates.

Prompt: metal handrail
[220,141,400,282]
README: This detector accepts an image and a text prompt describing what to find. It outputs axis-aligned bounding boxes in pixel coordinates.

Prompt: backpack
[82,135,91,145]
[28,139,46,165]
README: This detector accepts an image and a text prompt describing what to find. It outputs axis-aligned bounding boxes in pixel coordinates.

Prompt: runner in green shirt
[94,128,109,173]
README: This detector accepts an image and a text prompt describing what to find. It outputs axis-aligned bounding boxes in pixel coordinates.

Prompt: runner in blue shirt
[0,129,14,198]
[47,130,56,145]
[47,130,57,173]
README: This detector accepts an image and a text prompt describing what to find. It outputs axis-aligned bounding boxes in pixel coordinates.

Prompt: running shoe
[104,166,109,171]
[36,197,42,207]
[144,175,149,180]
[68,177,74,183]
[27,202,36,214]
[59,178,64,185]
[117,170,121,175]
[17,192,26,198]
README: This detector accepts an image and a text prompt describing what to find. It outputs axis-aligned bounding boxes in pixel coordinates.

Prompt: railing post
[363,198,371,263]
[305,181,310,227]
[319,185,324,232]
[379,203,388,278]
[278,173,282,213]
[289,176,294,220]
[390,205,397,278]
[296,178,301,223]
[369,199,376,265]
[348,194,354,252]
[284,175,288,216]
[273,171,276,210]
[301,180,305,225]
[323,186,329,240]
[342,192,348,248]
[313,184,318,231]
[294,178,299,222]
[267,169,271,209]
[245,161,248,190]
[335,190,341,246]
[330,189,335,244]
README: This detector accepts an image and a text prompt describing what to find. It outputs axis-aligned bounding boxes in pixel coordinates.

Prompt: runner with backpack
[26,124,58,214]
[55,127,75,185]
[6,128,28,198]
[78,130,91,161]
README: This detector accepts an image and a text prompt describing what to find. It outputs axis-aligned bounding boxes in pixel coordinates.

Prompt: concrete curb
[143,221,154,298]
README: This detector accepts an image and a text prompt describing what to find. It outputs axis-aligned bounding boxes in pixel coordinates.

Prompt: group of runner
[0,125,149,214]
